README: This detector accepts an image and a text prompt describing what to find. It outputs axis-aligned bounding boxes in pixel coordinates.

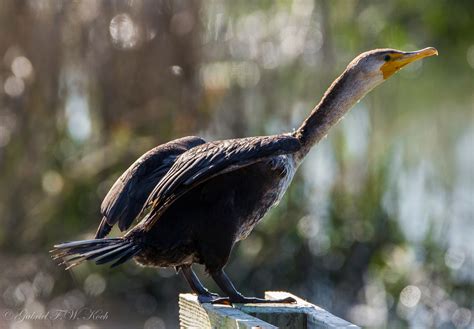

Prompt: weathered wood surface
[179,291,360,329]
[179,293,276,328]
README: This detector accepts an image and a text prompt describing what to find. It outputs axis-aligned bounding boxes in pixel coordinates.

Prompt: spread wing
[96,136,206,238]
[138,134,301,231]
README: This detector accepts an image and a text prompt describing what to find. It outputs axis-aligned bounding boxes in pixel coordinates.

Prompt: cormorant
[52,47,437,304]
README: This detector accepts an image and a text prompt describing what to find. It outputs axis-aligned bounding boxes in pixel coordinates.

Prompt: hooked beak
[381,47,438,79]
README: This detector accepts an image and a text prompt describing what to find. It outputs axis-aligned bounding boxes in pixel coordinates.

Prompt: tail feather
[54,238,121,249]
[110,246,141,268]
[81,243,125,259]
[94,243,133,264]
[51,239,121,260]
[50,237,140,269]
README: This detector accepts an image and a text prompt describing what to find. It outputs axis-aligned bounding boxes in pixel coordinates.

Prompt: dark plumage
[95,136,205,238]
[52,47,437,304]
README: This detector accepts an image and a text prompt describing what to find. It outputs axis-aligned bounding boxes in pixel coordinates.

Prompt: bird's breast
[235,154,297,240]
[270,154,297,206]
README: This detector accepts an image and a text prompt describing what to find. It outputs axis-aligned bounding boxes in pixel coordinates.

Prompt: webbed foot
[229,296,296,304]
[198,293,231,305]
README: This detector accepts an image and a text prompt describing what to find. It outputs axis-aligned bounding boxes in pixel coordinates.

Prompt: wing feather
[139,134,301,231]
[95,136,206,238]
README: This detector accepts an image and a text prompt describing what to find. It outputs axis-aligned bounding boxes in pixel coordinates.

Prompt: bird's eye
[384,55,391,62]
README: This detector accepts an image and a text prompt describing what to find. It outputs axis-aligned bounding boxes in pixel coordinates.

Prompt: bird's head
[344,47,438,92]
[297,47,438,151]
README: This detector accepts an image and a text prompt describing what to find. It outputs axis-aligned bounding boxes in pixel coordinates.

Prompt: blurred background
[0,0,473,328]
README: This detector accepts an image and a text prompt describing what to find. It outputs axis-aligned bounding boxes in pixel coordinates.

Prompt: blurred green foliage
[0,0,473,328]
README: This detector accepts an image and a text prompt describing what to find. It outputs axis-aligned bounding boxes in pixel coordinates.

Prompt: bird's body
[131,149,297,270]
[52,47,437,304]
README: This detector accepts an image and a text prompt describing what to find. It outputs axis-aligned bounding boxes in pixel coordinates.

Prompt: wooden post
[179,291,360,329]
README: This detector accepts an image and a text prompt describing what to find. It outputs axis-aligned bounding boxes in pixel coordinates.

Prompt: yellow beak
[381,47,438,79]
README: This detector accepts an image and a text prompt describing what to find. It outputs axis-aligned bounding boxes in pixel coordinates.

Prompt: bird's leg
[211,269,296,304]
[179,265,230,304]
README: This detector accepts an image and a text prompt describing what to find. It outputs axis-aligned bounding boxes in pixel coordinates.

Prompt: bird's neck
[293,69,374,163]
